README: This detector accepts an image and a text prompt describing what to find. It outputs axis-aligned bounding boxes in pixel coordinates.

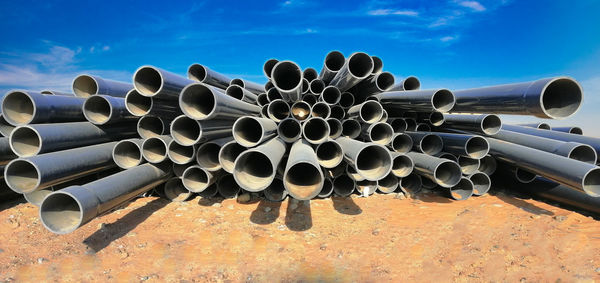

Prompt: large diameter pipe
[341,119,361,139]
[41,90,75,96]
[310,102,330,119]
[356,180,377,196]
[218,141,246,173]
[271,61,303,101]
[399,173,422,196]
[442,114,502,135]
[263,177,287,202]
[167,140,196,165]
[137,116,169,139]
[225,85,259,104]
[39,163,171,234]
[468,172,491,196]
[0,114,15,137]
[391,153,414,178]
[1,137,18,165]
[196,137,233,171]
[142,135,172,163]
[283,139,324,200]
[318,51,345,84]
[434,132,490,159]
[315,140,344,168]
[447,177,474,200]
[112,139,144,169]
[327,118,342,139]
[493,129,596,164]
[267,87,284,102]
[405,152,462,188]
[451,77,582,119]
[233,137,286,192]
[290,101,311,121]
[329,52,374,91]
[371,56,383,74]
[348,71,395,99]
[377,173,399,194]
[302,117,330,144]
[309,79,325,95]
[390,76,421,91]
[133,66,194,99]
[4,142,117,193]
[233,116,277,147]
[187,63,231,90]
[72,75,132,98]
[487,138,600,196]
[518,123,551,130]
[277,118,302,143]
[263,59,279,79]
[336,137,392,181]
[361,122,394,145]
[170,115,233,146]
[333,174,355,197]
[317,178,334,198]
[9,122,137,157]
[319,86,341,105]
[377,89,455,113]
[389,133,413,154]
[478,155,497,175]
[416,111,445,127]
[303,67,318,82]
[267,99,291,122]
[182,165,221,193]
[2,91,86,126]
[180,83,260,120]
[230,78,265,95]
[164,177,194,202]
[124,89,180,117]
[347,101,383,124]
[83,95,137,125]
[217,174,241,198]
[339,92,355,109]
[458,156,480,175]
[405,132,443,155]
[552,126,583,135]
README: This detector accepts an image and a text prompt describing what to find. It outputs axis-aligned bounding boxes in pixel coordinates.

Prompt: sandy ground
[1,190,599,282]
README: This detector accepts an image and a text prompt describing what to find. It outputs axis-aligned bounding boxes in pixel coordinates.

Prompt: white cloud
[457,1,486,12]
[102,45,110,51]
[367,9,419,16]
[440,35,457,42]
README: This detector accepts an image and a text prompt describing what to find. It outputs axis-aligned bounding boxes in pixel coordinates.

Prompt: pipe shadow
[415,190,453,204]
[0,196,25,212]
[490,190,554,216]
[197,196,224,207]
[83,197,169,252]
[331,196,362,215]
[250,199,282,225]
[284,199,312,231]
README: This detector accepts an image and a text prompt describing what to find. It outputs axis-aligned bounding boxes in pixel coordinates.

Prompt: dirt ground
[1,190,599,282]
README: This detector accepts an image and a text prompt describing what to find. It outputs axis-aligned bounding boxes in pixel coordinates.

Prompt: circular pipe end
[83,95,112,125]
[187,63,207,82]
[219,141,246,173]
[582,168,600,197]
[469,172,491,196]
[5,159,41,194]
[133,66,163,96]
[481,115,502,135]
[72,75,99,97]
[302,117,330,144]
[392,154,414,178]
[540,77,583,119]
[138,116,165,139]
[449,178,474,200]
[465,136,490,159]
[182,166,210,193]
[164,178,193,202]
[170,116,199,146]
[431,89,455,112]
[233,117,265,147]
[9,126,42,157]
[434,160,461,188]
[277,118,302,143]
[113,140,143,169]
[284,161,324,200]
[348,52,374,79]
[39,191,84,234]
[142,137,169,163]
[316,141,343,168]
[125,89,152,116]
[356,145,392,181]
[403,76,421,91]
[180,84,216,120]
[2,91,36,125]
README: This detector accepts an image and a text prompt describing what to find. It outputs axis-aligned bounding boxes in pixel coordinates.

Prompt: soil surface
[1,191,599,282]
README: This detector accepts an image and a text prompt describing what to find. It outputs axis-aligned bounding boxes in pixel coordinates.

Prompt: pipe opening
[40,192,82,234]
[263,59,278,78]
[348,53,373,79]
[303,94,317,105]
[325,51,345,72]
[330,105,345,120]
[138,116,165,139]
[401,174,422,193]
[164,178,192,202]
[183,167,209,192]
[378,173,398,193]
[327,119,342,138]
[356,180,377,195]
[322,87,341,104]
[469,172,491,196]
[391,119,407,133]
[24,188,53,206]
[538,123,551,130]
[403,76,421,91]
[346,164,364,181]
[376,72,395,91]
[458,156,479,175]
[219,142,246,173]
[356,145,391,180]
[416,124,431,132]
[316,141,343,168]
[392,134,412,153]
[437,153,458,162]
[310,80,325,94]
[405,118,417,131]
[272,61,302,91]
[125,90,151,116]
[284,162,323,199]
[369,123,393,145]
[234,151,274,191]
[218,175,240,198]
[541,78,583,119]
[230,78,244,87]
[318,179,333,197]
[311,102,330,118]
[233,117,263,147]
[302,79,310,94]
[2,91,35,125]
[180,84,215,119]
[171,117,199,146]
[197,143,221,171]
[431,89,455,112]
[465,136,490,159]
[267,88,283,101]
[333,175,355,196]
[481,115,502,135]
[187,64,207,82]
[339,92,355,108]
[291,101,311,120]
[568,145,597,164]
[72,75,98,97]
[5,160,40,193]
[268,100,290,121]
[142,138,168,163]
[265,81,274,91]
[303,118,329,144]
[0,115,15,136]
[478,155,497,175]
[570,127,583,135]
[429,112,445,126]
[278,119,301,141]
[10,126,41,156]
[371,56,383,74]
[168,142,194,164]
[359,101,383,123]
[392,155,413,177]
[113,141,142,168]
[257,93,269,106]
[420,135,443,155]
[434,161,461,187]
[515,168,536,183]
[134,67,162,95]
[450,178,473,200]
[83,96,111,124]
[583,168,600,197]
[342,119,361,138]
[226,85,244,100]
[303,68,318,82]
[264,178,286,201]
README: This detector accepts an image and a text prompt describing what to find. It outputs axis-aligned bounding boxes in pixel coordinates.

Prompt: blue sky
[1,0,599,135]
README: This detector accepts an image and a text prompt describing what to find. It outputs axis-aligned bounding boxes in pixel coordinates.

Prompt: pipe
[447,177,473,200]
[230,78,265,95]
[172,163,188,177]
[311,102,331,119]
[341,119,361,139]
[319,86,341,105]
[218,141,246,173]
[257,93,269,106]
[196,137,232,171]
[478,155,497,175]
[315,140,344,168]
[225,85,259,103]
[339,92,355,109]
[436,152,458,162]
[552,126,583,135]
[233,137,286,192]
[377,89,455,113]
[405,152,462,188]
[271,61,303,101]
[356,180,377,196]
[302,117,330,144]
[186,63,231,90]
[0,114,15,137]
[170,115,233,146]
[329,52,374,91]
[303,93,317,106]
[346,163,365,181]
[327,118,342,139]
[182,165,221,193]
[267,99,291,122]
[260,105,269,118]
[283,139,324,200]
[379,110,388,123]
[492,129,597,164]
[390,119,407,133]
[232,116,277,147]
[433,132,490,159]
[336,137,392,181]
[112,139,144,169]
[347,101,383,124]
[263,59,279,79]
[82,95,137,125]
[72,74,132,98]
[421,177,438,189]
[302,78,310,94]
[318,178,334,198]
[415,123,431,132]
[265,81,275,91]
[41,90,75,96]
[416,112,445,127]
[4,142,117,193]
[137,115,168,139]
[303,67,318,82]
[2,91,86,126]
[333,174,355,197]
[389,76,421,91]
[164,177,194,202]
[217,174,241,198]
[267,88,283,102]
[377,173,399,194]
[291,101,311,121]
[399,174,422,196]
[142,135,172,163]
[405,132,443,155]
[330,106,346,121]
[1,137,18,165]
[348,71,395,100]
[389,133,413,154]
[263,178,287,202]
[167,139,196,165]
[391,153,414,178]
[457,156,480,175]
[405,118,417,131]
[133,66,194,99]
[39,163,171,234]
[318,51,345,84]
[371,56,383,74]
[468,172,491,196]
[124,89,179,117]
[326,162,346,179]
[277,118,302,143]
[442,114,502,135]
[180,83,261,120]
[487,138,600,196]
[309,79,325,95]
[361,122,394,145]
[518,123,551,130]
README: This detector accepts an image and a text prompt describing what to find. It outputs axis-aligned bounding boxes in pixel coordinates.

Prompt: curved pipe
[218,141,246,173]
[389,133,413,154]
[83,95,136,125]
[233,137,286,192]
[186,63,231,90]
[390,76,421,91]
[377,89,455,113]
[457,156,480,175]
[347,101,383,124]
[468,172,491,196]
[72,74,132,98]
[263,178,287,202]
[302,117,330,144]
[405,132,443,155]
[405,152,462,188]
[217,174,241,198]
[434,132,490,159]
[230,78,265,95]
[170,115,233,146]
[377,173,399,194]
[318,51,345,84]
[196,137,232,171]
[133,65,194,99]
[271,61,303,101]
[447,177,473,200]
[391,153,414,178]
[310,102,330,119]
[283,140,324,200]
[180,83,260,120]
[341,119,361,139]
[232,116,277,147]
[442,114,502,135]
[267,99,291,122]
[339,92,355,109]
[277,118,302,143]
[137,115,167,139]
[327,118,342,139]
[164,177,194,202]
[291,101,311,121]
[263,59,279,79]
[315,140,343,168]
[361,122,394,145]
[309,79,325,95]
[182,165,221,193]
[167,139,196,165]
[552,126,583,135]
[142,135,172,163]
[112,139,144,169]
[320,86,341,105]
[329,52,374,91]
[336,137,392,181]
[225,85,259,103]
[2,91,86,126]
[333,174,355,197]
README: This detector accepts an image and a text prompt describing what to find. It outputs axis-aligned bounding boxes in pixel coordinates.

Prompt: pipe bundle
[0,50,598,235]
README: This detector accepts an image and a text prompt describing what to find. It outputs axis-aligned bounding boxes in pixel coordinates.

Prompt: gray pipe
[405,132,443,155]
[291,101,311,121]
[311,102,331,119]
[552,126,583,135]
[318,51,345,84]
[283,139,324,200]
[267,99,291,122]
[167,139,196,165]
[39,162,171,234]
[41,90,75,96]
[170,115,233,146]
[341,119,361,139]
[232,116,277,147]
[2,91,86,126]
[405,118,417,131]
[415,123,431,132]
[361,122,394,145]
[339,92,355,109]
[83,95,137,125]
[487,138,600,196]
[356,180,377,196]
[390,76,421,91]
[260,104,269,118]
[233,137,286,192]
[346,163,365,181]
[433,132,490,159]
[72,74,132,98]
[180,83,260,120]
[1,137,18,165]
[317,178,334,198]
[391,153,414,178]
[263,177,287,202]
[112,138,144,169]
[230,78,265,95]
[377,89,455,113]
[217,174,241,198]
[4,142,117,193]
[319,86,341,105]
[133,65,194,99]
[173,163,189,178]
[182,165,221,193]
[327,118,342,139]
[377,173,399,194]
[329,52,374,91]
[405,152,462,188]
[478,155,497,175]
[336,137,392,181]
[124,89,180,118]
[187,63,231,90]
[277,118,302,143]
[226,85,259,104]
[303,68,318,82]
[164,177,194,202]
[458,156,480,175]
[442,114,502,135]
[263,58,279,79]
[137,115,168,139]
[302,117,330,144]
[142,135,172,163]
[347,101,383,124]
[389,133,413,154]
[435,152,458,162]
[493,129,596,164]
[389,119,407,133]
[518,123,551,130]
[270,61,303,101]
[302,78,310,94]
[267,87,283,102]
[310,79,325,95]
[399,174,422,196]
[315,140,344,168]
[348,71,395,100]
[196,137,232,171]
[468,172,491,196]
[0,114,15,137]
[416,111,445,127]
[257,93,269,106]
[447,177,473,200]
[218,141,246,173]
[371,56,383,74]
[333,174,355,197]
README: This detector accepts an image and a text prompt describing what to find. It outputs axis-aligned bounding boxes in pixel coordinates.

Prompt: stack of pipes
[0,50,599,235]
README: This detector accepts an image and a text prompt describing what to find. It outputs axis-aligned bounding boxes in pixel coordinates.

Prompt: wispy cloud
[440,35,458,42]
[457,1,486,12]
[367,9,419,16]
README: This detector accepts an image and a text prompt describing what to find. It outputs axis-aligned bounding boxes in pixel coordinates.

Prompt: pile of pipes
[1,50,599,235]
